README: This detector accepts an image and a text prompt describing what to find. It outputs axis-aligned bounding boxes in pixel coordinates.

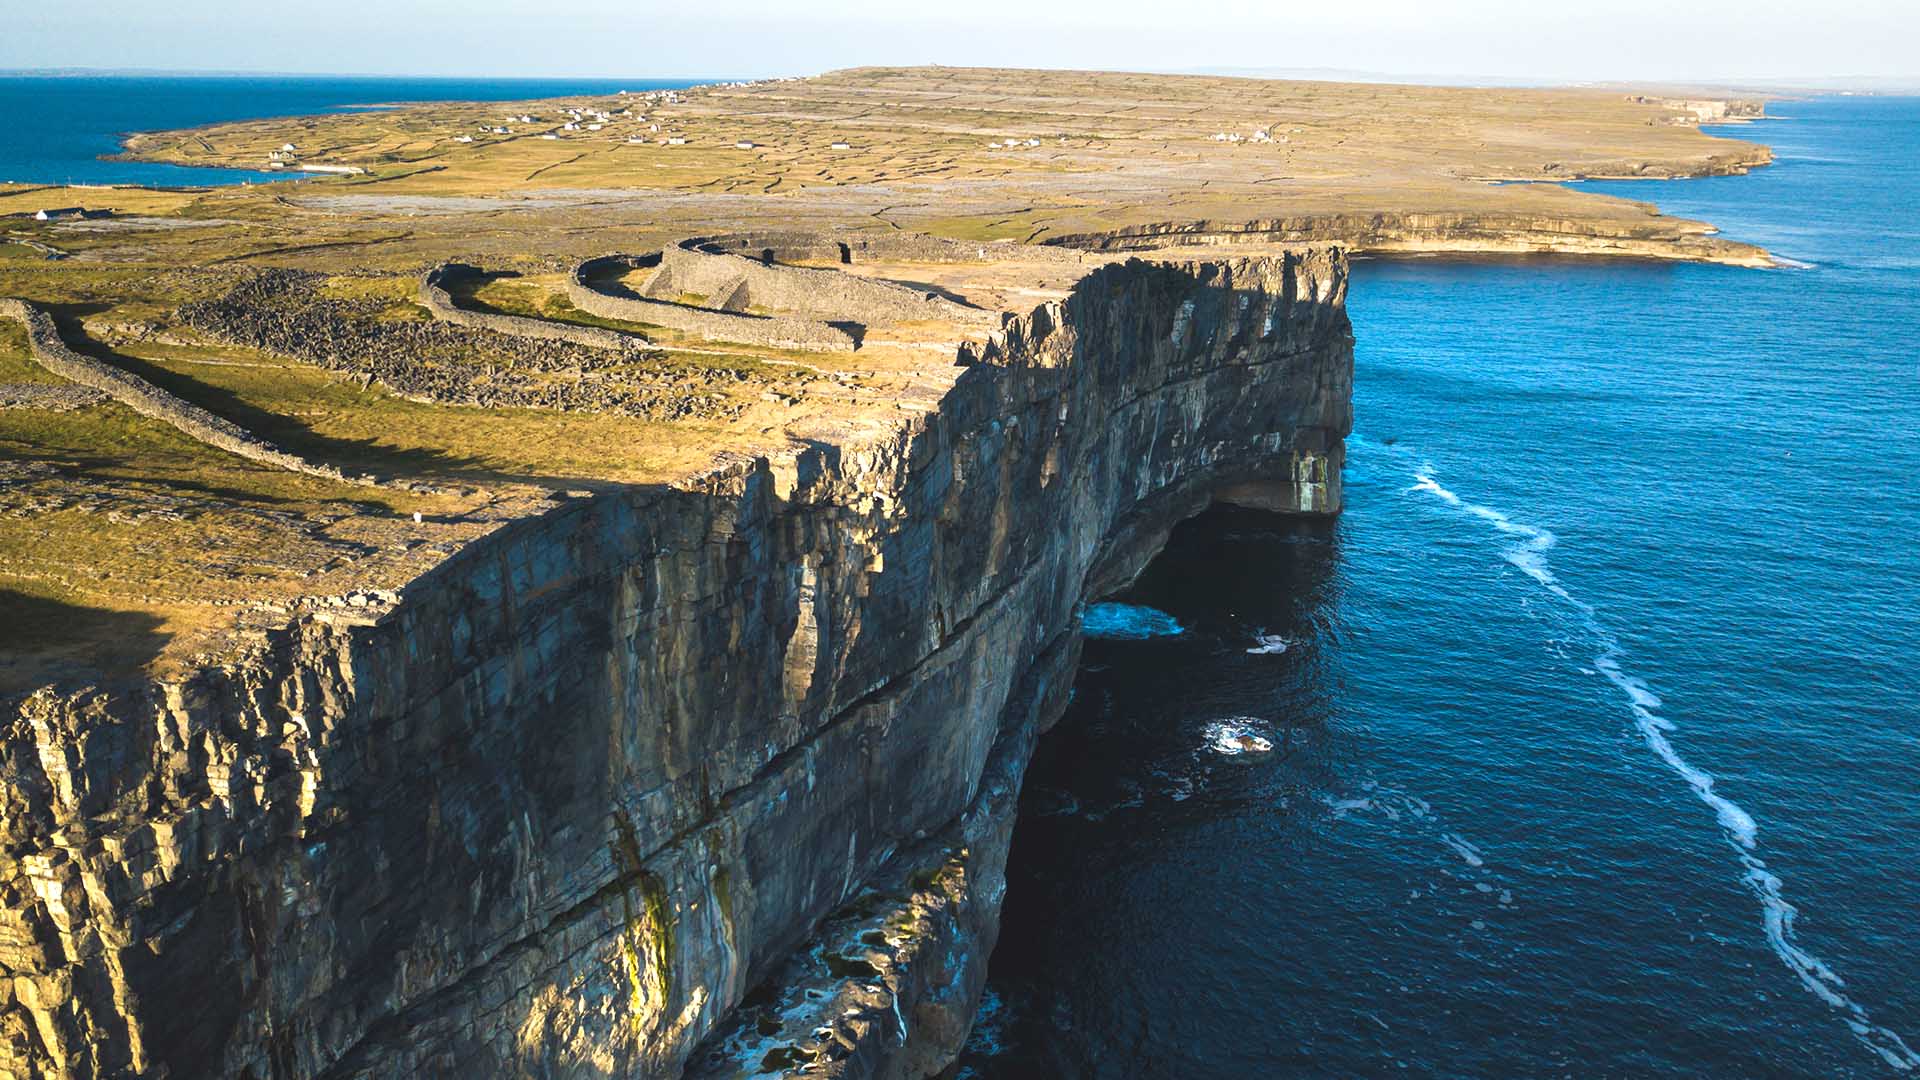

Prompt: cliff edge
[1,251,1351,1078]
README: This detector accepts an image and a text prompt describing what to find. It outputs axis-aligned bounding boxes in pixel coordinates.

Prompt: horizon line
[2,64,1916,93]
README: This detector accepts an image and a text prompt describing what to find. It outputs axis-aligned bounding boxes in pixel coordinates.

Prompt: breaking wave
[1201,718,1274,756]
[1406,463,1920,1071]
[1082,602,1186,640]
[1246,633,1294,655]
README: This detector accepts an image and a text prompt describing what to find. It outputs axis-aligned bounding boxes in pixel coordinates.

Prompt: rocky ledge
[0,251,1352,1079]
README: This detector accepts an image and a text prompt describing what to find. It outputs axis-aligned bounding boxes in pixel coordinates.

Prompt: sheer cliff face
[0,253,1352,1079]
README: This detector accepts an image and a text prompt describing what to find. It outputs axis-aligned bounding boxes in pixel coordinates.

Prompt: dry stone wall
[654,241,977,325]
[0,251,1353,1080]
[566,255,857,352]
[690,230,1087,267]
[418,264,649,351]
[0,298,363,484]
[182,271,754,420]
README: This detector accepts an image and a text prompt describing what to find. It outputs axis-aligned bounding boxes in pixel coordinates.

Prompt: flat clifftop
[0,66,1776,693]
[108,66,1772,256]
[1,250,1354,1079]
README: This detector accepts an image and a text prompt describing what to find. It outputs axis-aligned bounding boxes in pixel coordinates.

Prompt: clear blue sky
[4,0,1915,83]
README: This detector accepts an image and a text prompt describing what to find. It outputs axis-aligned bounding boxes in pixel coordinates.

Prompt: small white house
[540,133,559,140]
[734,140,756,150]
[830,141,852,150]
[666,136,687,145]
[280,143,298,152]
[453,135,474,143]
[586,123,603,131]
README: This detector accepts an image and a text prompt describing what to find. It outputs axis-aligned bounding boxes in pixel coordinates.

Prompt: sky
[4,0,1917,85]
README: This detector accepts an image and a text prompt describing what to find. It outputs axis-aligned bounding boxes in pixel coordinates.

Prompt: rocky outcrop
[1629,95,1767,124]
[0,251,1352,1079]
[567,254,859,352]
[1046,209,1775,267]
[419,263,650,350]
[0,298,367,484]
[182,271,758,420]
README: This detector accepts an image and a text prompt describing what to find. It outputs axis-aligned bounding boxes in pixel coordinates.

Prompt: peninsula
[0,67,1770,1079]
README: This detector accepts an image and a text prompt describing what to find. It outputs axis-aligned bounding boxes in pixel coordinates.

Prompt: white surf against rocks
[1406,462,1920,1072]
[1246,633,1293,655]
[1081,602,1185,640]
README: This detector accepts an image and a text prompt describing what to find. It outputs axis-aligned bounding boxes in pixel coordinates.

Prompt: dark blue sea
[0,74,704,186]
[967,97,1920,1078]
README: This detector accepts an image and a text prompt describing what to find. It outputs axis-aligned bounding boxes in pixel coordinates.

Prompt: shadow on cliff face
[962,505,1344,1077]
[0,587,170,697]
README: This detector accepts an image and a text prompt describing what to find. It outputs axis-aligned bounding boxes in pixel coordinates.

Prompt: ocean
[7,75,1914,1078]
[964,96,1920,1078]
[0,74,704,186]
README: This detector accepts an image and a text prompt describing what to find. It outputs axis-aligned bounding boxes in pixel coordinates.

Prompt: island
[0,67,1769,1079]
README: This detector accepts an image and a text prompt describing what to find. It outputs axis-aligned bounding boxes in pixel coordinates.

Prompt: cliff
[0,252,1352,1079]
[1045,208,1774,267]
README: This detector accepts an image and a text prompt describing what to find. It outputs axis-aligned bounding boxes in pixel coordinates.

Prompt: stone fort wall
[419,264,647,351]
[652,240,974,325]
[565,255,857,352]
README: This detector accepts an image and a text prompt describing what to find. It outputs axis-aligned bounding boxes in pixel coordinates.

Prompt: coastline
[81,68,1781,268]
[0,68,1800,1078]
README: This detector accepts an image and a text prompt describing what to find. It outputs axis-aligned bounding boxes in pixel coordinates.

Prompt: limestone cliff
[0,252,1352,1079]
[1046,208,1774,266]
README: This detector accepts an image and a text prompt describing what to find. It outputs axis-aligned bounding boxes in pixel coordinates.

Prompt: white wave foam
[1404,460,1920,1070]
[1440,833,1486,868]
[1202,718,1274,756]
[1246,633,1293,655]
[1081,602,1185,640]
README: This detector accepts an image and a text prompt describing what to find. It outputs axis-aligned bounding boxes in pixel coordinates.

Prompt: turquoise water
[969,97,1920,1077]
[0,75,704,186]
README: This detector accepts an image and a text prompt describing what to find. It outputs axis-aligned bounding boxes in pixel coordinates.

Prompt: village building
[33,207,106,221]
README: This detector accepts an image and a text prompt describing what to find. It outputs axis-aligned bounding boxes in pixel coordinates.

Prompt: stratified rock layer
[0,252,1352,1079]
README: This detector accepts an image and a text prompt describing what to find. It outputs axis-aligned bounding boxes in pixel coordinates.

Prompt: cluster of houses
[1210,127,1294,146]
[439,83,830,155]
[987,137,1045,149]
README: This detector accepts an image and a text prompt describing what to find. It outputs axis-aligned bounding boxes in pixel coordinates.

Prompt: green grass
[0,321,62,384]
[111,337,745,484]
